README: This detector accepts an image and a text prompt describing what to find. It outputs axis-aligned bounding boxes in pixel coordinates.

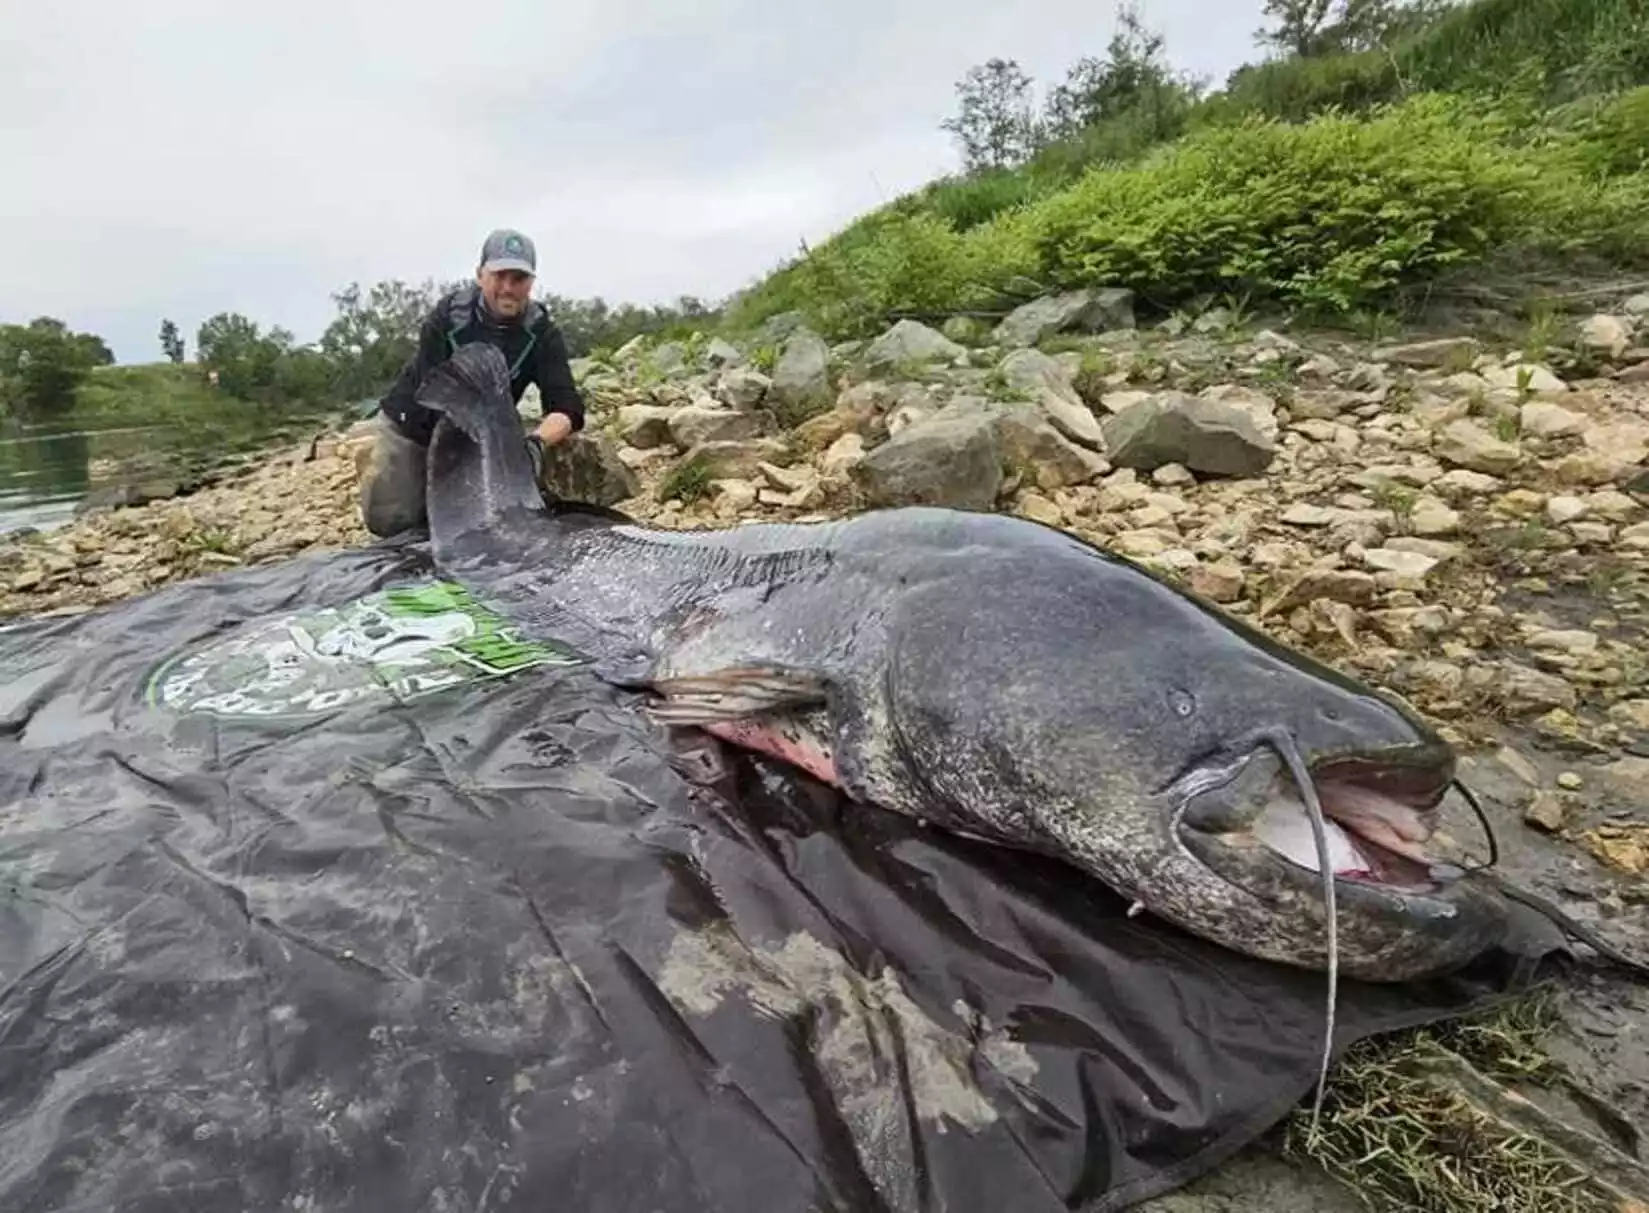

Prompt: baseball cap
[479,228,537,275]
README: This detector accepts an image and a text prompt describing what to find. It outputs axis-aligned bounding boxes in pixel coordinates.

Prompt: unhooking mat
[0,537,1563,1213]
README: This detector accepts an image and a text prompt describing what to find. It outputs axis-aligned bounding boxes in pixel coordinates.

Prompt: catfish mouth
[1176,747,1459,898]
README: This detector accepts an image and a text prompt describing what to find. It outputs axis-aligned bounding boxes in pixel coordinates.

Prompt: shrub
[1398,0,1649,101]
[1544,85,1649,177]
[1017,93,1578,314]
[923,170,1046,233]
[1215,51,1402,125]
[768,208,1039,339]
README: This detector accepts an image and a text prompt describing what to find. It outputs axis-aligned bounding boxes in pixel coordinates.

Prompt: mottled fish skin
[414,344,1516,983]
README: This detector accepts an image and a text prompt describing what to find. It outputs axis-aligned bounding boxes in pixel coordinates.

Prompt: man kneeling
[359,228,586,538]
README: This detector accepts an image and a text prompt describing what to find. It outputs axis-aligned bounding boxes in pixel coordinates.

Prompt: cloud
[0,0,1269,362]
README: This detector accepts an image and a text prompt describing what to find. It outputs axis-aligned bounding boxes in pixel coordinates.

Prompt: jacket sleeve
[377,311,449,444]
[533,323,587,432]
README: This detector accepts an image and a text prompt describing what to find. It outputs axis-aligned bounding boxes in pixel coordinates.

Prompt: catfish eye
[1167,689,1196,718]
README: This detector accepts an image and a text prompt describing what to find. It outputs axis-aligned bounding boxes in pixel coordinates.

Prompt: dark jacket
[378,284,586,445]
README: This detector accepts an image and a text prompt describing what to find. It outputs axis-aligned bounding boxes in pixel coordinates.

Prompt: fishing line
[1450,777,1500,872]
[1453,780,1649,983]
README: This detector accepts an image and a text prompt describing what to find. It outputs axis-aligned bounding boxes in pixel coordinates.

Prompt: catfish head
[863,536,1510,984]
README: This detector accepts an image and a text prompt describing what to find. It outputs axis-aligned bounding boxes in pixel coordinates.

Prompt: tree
[159,319,185,363]
[0,316,114,415]
[1255,0,1445,58]
[1041,2,1191,142]
[1256,0,1336,57]
[535,291,726,357]
[318,278,450,398]
[196,312,290,400]
[941,58,1041,173]
[70,330,113,369]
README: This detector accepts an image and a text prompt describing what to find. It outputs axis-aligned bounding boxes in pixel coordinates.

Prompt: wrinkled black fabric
[0,540,1555,1213]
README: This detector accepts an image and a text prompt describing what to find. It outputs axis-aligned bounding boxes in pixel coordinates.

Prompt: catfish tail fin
[415,342,519,443]
[420,342,545,536]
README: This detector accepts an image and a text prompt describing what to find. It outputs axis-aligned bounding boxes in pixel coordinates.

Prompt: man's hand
[535,412,573,446]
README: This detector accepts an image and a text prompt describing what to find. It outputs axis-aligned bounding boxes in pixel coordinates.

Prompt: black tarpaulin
[0,538,1553,1213]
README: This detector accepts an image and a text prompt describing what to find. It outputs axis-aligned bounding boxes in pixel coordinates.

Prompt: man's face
[477,268,534,318]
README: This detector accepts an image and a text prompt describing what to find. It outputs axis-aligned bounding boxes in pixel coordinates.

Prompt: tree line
[937,0,1456,174]
[1,281,725,420]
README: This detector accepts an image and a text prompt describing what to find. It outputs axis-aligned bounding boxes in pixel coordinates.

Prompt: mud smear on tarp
[0,538,1573,1212]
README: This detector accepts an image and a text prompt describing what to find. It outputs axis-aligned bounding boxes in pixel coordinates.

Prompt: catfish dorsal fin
[646,664,828,724]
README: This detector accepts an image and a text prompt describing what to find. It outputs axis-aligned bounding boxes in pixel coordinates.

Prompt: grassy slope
[63,363,347,432]
[68,363,227,430]
[722,0,1649,341]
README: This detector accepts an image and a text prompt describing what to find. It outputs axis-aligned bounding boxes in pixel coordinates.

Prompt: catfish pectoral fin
[646,664,830,724]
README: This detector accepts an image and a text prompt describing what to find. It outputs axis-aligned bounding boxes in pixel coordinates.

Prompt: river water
[0,405,360,537]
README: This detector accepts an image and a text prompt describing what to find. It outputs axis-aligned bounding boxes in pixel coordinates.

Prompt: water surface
[0,403,356,537]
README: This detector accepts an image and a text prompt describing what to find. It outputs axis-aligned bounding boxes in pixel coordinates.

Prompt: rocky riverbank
[3,287,1649,1209]
[14,293,1649,758]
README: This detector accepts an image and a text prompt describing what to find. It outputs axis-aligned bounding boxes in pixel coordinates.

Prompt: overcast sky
[1,0,1270,364]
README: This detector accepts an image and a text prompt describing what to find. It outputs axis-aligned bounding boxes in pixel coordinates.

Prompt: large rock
[648,341,689,376]
[982,400,1108,489]
[613,334,649,364]
[997,349,1106,450]
[993,288,1136,348]
[790,381,903,450]
[793,406,868,451]
[536,432,639,507]
[1579,314,1632,361]
[849,405,1003,510]
[1432,420,1523,475]
[705,338,744,368]
[931,396,1107,490]
[1482,362,1568,396]
[942,315,990,344]
[1100,392,1275,478]
[1099,389,1153,416]
[616,404,678,449]
[1197,383,1279,443]
[680,439,792,480]
[1554,418,1649,485]
[755,310,807,344]
[668,406,766,448]
[769,328,833,418]
[1519,400,1587,438]
[716,366,771,411]
[863,319,966,370]
[819,432,866,479]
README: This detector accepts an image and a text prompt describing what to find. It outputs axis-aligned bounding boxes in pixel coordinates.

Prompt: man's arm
[531,322,586,443]
[377,311,449,445]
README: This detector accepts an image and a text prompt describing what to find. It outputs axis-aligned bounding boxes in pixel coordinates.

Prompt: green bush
[777,209,1039,338]
[1021,94,1563,313]
[1024,81,1203,186]
[1215,51,1401,125]
[739,89,1649,338]
[1398,0,1649,101]
[1544,85,1649,177]
[922,170,1046,233]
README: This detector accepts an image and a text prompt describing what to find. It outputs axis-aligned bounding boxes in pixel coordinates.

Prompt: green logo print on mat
[144,580,582,720]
